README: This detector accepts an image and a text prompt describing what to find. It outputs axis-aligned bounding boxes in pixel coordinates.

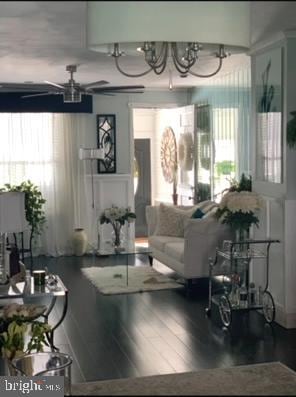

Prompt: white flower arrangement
[100,205,136,247]
[100,205,136,226]
[216,191,263,232]
[219,191,263,214]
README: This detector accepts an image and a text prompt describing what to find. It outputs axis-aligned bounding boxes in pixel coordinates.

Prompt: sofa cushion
[164,241,185,263]
[148,235,183,252]
[199,201,218,214]
[203,206,218,219]
[154,203,196,237]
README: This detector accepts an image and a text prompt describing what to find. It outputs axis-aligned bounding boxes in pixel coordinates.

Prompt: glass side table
[96,241,152,286]
[0,275,68,351]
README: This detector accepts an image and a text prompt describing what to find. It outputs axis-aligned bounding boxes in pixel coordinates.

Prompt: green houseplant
[0,180,46,258]
[0,303,51,363]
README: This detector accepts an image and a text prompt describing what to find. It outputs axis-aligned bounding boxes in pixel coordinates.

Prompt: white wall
[81,89,189,245]
[92,90,189,174]
[251,34,296,328]
[251,2,296,46]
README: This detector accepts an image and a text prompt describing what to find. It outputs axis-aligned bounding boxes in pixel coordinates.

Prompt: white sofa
[146,201,232,283]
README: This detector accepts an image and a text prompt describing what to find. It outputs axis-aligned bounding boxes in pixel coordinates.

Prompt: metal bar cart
[205,238,280,328]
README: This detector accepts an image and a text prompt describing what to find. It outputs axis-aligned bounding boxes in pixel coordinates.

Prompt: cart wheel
[205,307,211,316]
[262,291,275,323]
[219,295,232,327]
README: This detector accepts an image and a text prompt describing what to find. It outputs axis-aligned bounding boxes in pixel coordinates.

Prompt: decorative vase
[72,228,87,256]
[235,228,249,253]
[111,224,124,248]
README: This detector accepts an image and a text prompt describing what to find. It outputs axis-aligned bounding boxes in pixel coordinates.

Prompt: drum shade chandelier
[86,1,250,81]
[110,42,227,79]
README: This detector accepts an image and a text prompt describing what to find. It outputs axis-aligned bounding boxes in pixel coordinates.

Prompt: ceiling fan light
[63,90,82,103]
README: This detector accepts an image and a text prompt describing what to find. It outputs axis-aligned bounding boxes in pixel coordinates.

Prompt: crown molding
[249,30,296,56]
[249,31,286,55]
[139,87,190,93]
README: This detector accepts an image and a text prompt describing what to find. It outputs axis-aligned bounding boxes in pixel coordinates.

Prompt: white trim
[135,87,189,93]
[129,107,135,207]
[85,174,131,179]
[249,31,286,55]
[128,102,187,109]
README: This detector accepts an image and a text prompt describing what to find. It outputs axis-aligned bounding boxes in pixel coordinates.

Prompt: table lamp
[0,192,27,284]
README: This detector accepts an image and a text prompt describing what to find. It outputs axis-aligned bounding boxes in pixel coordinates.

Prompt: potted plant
[0,180,46,263]
[0,303,51,373]
[215,173,262,250]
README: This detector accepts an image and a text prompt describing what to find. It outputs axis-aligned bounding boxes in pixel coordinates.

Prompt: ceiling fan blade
[95,92,116,96]
[44,80,65,90]
[82,80,109,89]
[0,83,58,92]
[91,85,145,93]
[21,92,57,99]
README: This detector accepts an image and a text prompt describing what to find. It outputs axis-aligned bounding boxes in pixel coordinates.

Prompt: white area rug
[72,362,296,395]
[81,265,183,295]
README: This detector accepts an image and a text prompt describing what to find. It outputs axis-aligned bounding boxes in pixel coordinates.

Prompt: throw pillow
[191,208,205,219]
[154,203,195,237]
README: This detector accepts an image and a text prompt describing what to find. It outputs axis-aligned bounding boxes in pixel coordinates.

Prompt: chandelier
[110,42,228,79]
[86,2,250,83]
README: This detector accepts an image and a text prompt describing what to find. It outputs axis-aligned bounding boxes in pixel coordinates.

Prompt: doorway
[132,106,194,241]
[134,139,151,237]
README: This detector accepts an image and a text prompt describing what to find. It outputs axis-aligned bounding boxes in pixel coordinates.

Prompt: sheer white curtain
[0,112,90,256]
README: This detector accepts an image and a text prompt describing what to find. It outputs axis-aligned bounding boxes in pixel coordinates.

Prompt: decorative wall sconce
[97,115,116,173]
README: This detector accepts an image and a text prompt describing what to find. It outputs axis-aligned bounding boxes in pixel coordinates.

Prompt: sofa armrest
[183,217,233,277]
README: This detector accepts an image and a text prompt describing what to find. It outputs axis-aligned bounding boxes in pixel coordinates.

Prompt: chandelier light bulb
[169,69,173,91]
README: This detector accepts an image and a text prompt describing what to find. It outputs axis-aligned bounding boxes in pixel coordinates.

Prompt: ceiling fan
[0,65,145,103]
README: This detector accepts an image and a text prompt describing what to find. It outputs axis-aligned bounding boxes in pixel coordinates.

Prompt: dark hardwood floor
[12,254,296,383]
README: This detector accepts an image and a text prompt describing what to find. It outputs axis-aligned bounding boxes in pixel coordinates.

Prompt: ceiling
[0,1,292,90]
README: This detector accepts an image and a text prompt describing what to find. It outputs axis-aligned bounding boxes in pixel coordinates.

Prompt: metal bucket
[10,352,72,395]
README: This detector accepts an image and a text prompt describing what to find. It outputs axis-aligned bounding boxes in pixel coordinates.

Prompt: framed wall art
[97,114,116,173]
[254,46,283,184]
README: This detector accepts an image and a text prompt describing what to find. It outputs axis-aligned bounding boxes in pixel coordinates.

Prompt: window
[0,113,53,187]
[212,108,238,199]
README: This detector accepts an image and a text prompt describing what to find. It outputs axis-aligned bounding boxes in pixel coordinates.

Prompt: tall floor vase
[72,228,88,256]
